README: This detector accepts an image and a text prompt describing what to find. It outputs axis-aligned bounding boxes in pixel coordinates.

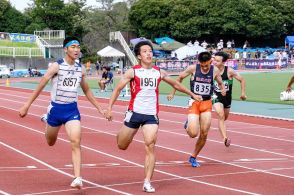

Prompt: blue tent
[285,36,294,47]
[154,37,175,45]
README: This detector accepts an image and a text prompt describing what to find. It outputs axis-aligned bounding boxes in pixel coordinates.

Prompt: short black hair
[63,36,80,48]
[198,51,212,62]
[214,51,229,62]
[134,41,153,56]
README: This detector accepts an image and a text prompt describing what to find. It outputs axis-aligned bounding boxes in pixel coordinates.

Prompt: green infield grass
[86,71,293,105]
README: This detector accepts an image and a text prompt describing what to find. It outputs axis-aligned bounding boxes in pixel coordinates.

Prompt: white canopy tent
[174,44,206,60]
[97,46,125,57]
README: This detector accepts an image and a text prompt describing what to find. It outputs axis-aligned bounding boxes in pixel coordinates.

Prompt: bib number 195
[140,78,157,88]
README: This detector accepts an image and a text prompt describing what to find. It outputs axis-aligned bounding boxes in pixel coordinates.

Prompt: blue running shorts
[46,101,80,127]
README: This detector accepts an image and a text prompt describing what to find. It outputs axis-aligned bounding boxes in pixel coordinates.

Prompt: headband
[64,40,80,48]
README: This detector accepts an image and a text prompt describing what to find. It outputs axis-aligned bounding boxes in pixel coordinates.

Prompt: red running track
[0,86,293,195]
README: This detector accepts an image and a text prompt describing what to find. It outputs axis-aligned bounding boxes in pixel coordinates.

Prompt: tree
[128,0,293,46]
[129,0,173,38]
[246,0,285,38]
[82,1,133,55]
[0,0,29,33]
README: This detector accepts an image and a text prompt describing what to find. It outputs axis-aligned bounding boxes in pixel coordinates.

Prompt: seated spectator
[98,66,113,92]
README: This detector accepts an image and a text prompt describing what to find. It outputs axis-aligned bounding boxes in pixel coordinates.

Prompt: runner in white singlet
[19,36,105,189]
[105,41,202,193]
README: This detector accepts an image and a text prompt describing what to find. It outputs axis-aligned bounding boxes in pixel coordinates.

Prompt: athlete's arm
[213,66,226,96]
[228,68,247,100]
[80,66,104,115]
[162,69,202,101]
[19,62,59,117]
[167,65,195,101]
[105,69,134,121]
[286,75,294,92]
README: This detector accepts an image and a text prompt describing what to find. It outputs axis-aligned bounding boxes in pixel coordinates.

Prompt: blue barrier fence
[11,69,46,77]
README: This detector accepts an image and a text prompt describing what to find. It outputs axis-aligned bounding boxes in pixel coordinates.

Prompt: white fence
[0,47,43,57]
[34,30,65,40]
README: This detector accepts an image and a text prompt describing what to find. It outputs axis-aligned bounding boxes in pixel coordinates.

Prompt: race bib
[194,82,211,95]
[215,80,229,92]
[60,76,79,90]
[140,77,158,89]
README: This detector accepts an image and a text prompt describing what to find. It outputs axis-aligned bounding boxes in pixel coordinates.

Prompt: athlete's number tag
[62,77,78,89]
[194,82,211,95]
[124,111,133,122]
[140,78,157,89]
[215,80,229,92]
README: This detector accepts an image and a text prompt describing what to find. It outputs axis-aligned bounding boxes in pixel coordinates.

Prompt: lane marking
[0,142,131,195]
[0,117,259,194]
[236,158,289,162]
[0,90,293,129]
[0,190,10,195]
[64,163,120,167]
[1,94,294,144]
[0,166,37,169]
[1,106,294,180]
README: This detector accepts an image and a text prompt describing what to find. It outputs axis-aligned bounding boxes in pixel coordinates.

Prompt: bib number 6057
[63,78,77,87]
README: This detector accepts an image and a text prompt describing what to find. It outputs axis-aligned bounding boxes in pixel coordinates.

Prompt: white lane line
[0,92,293,137]
[22,169,258,195]
[1,105,294,179]
[0,90,293,130]
[159,118,294,143]
[4,96,294,157]
[235,158,289,162]
[3,92,292,144]
[0,166,37,169]
[158,128,294,158]
[0,190,10,195]
[0,96,294,147]
[0,142,131,195]
[0,117,259,195]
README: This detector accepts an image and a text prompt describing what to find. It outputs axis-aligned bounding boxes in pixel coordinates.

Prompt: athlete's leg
[98,80,103,89]
[142,124,158,182]
[45,124,61,146]
[192,111,211,157]
[213,102,227,140]
[64,120,82,178]
[186,114,200,138]
[224,108,230,120]
[116,125,139,150]
[101,82,106,90]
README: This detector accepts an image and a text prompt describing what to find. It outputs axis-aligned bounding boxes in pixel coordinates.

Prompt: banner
[244,59,287,69]
[9,33,36,43]
[225,59,238,70]
[155,60,196,71]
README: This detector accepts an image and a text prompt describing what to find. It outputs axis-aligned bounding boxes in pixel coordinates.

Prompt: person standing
[19,36,105,189]
[95,60,100,75]
[212,52,247,146]
[167,51,226,167]
[105,41,202,192]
